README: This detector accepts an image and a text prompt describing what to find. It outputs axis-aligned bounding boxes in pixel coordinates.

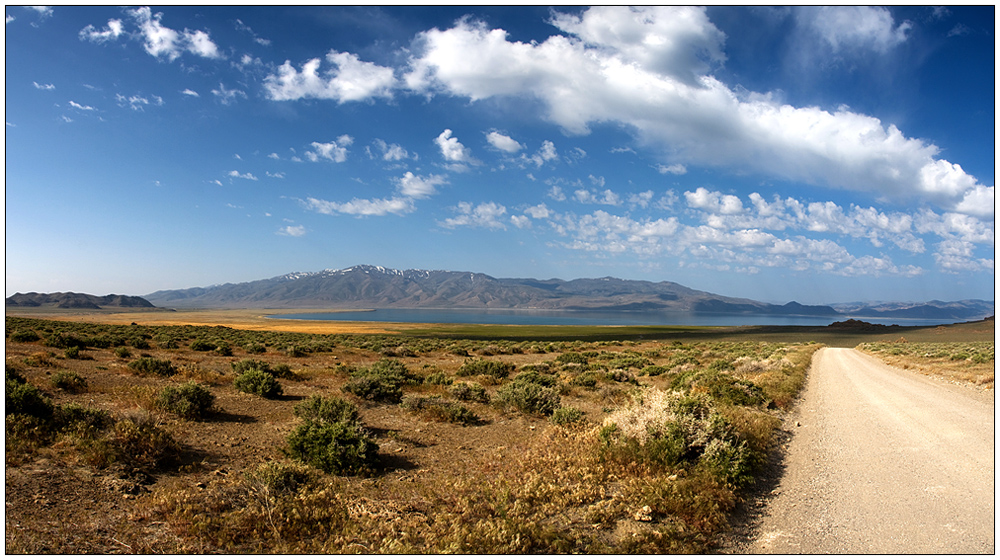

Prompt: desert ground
[5,309,993,553]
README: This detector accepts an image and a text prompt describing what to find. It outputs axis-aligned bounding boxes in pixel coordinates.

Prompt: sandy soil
[727,348,994,554]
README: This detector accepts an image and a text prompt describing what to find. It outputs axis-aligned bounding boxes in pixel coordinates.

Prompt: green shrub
[569,371,598,388]
[234,369,283,399]
[457,359,515,381]
[231,358,296,379]
[361,358,422,384]
[190,339,216,351]
[294,395,359,425]
[114,346,132,359]
[128,357,177,377]
[157,382,216,419]
[130,337,151,350]
[270,363,296,379]
[342,359,421,403]
[54,403,113,438]
[51,371,88,393]
[243,342,266,354]
[511,371,559,388]
[555,352,588,365]
[44,332,86,349]
[6,373,54,419]
[550,406,585,426]
[600,389,754,486]
[9,329,40,343]
[450,381,489,403]
[342,375,403,403]
[494,379,560,416]
[64,346,81,359]
[424,371,453,385]
[285,420,378,475]
[214,342,233,356]
[606,354,652,370]
[400,395,479,425]
[641,365,669,377]
[671,369,767,407]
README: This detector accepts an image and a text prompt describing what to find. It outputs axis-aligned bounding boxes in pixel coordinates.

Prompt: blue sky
[4,6,995,305]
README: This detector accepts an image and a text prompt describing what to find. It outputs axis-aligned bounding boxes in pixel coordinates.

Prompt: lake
[266,308,951,327]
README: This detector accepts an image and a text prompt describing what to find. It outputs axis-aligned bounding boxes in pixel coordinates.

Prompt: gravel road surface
[735,347,994,554]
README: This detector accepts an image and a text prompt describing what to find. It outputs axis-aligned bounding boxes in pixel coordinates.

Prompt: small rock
[634,505,653,522]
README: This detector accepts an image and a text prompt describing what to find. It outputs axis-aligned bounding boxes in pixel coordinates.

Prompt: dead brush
[144,460,349,553]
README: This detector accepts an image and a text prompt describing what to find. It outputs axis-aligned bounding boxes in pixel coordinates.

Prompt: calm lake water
[266,308,950,327]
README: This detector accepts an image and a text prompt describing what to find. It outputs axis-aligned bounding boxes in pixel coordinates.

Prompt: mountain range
[5,292,155,309]
[138,264,993,321]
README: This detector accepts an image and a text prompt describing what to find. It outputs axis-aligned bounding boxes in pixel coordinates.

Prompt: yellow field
[5,308,395,335]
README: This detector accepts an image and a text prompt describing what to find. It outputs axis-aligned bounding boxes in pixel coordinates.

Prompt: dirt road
[735,347,994,554]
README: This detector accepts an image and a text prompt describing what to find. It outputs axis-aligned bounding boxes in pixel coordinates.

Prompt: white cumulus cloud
[402,6,991,217]
[264,51,396,103]
[306,136,354,163]
[439,201,508,230]
[799,6,911,54]
[396,172,448,199]
[126,7,223,61]
[79,18,124,43]
[486,131,523,153]
[277,225,306,237]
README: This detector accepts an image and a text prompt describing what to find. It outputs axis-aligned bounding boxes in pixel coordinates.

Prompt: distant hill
[830,300,995,321]
[144,264,842,317]
[5,292,155,309]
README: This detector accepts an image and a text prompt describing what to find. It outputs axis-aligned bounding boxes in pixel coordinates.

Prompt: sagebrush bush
[450,381,489,403]
[285,420,379,475]
[401,395,478,425]
[494,379,560,416]
[111,411,181,469]
[128,357,177,377]
[550,406,585,426]
[9,329,40,343]
[342,375,402,403]
[600,388,753,486]
[423,371,452,385]
[51,371,88,393]
[6,372,54,419]
[231,358,296,378]
[511,371,559,388]
[114,346,132,359]
[555,352,588,365]
[671,369,767,407]
[54,403,113,438]
[246,459,316,497]
[157,382,215,419]
[189,339,216,351]
[294,395,359,425]
[342,359,420,403]
[457,359,515,381]
[234,369,283,399]
[243,342,266,354]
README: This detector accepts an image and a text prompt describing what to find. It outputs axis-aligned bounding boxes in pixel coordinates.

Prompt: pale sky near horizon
[4,6,995,305]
